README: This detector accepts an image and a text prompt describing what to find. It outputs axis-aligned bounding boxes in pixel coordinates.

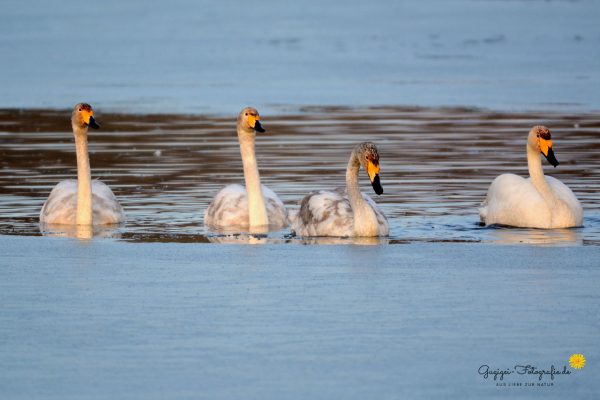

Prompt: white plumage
[40,179,124,225]
[204,183,288,230]
[480,125,582,229]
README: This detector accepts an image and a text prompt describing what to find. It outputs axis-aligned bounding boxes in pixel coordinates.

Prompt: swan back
[40,180,125,225]
[204,184,288,231]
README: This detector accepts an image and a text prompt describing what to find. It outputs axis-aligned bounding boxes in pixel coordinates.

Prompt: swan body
[40,179,124,225]
[204,183,288,230]
[292,142,389,237]
[204,107,288,232]
[40,103,125,226]
[480,125,583,229]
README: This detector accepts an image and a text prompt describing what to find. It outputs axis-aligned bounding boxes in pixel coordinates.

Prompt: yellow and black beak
[88,115,100,130]
[248,115,265,133]
[540,139,558,167]
[82,109,100,130]
[367,160,383,195]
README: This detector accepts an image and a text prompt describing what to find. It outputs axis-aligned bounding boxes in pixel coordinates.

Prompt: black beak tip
[544,148,559,167]
[371,174,384,195]
[88,116,100,130]
[254,121,265,133]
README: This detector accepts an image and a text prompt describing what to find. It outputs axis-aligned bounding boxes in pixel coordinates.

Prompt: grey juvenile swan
[292,142,389,237]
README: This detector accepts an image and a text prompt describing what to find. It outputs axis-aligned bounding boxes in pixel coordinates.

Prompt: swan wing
[204,184,249,228]
[261,185,289,229]
[545,175,583,226]
[292,189,353,237]
[362,193,390,235]
[40,180,78,224]
[91,180,125,224]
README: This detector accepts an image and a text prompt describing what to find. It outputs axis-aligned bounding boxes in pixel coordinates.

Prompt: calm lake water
[1,106,599,245]
[1,0,599,114]
[1,1,600,398]
[1,237,600,399]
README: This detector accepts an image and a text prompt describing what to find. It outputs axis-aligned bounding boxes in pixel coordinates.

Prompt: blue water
[1,236,599,399]
[1,0,599,114]
[2,2,600,398]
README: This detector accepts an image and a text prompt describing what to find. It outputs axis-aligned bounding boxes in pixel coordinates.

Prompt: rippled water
[1,106,599,244]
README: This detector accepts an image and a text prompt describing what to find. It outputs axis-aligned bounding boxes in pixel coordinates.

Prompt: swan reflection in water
[484,225,582,246]
[206,229,389,245]
[39,223,122,240]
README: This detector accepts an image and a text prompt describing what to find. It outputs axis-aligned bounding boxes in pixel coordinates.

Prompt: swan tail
[478,206,488,223]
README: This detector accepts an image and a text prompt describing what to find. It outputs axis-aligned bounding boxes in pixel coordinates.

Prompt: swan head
[528,125,558,167]
[237,107,265,134]
[72,103,100,131]
[355,142,383,195]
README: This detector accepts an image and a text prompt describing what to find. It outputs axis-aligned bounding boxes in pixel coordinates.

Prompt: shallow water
[1,106,599,245]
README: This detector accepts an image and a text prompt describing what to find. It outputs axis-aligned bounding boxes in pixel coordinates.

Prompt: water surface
[1,237,599,399]
[1,106,599,245]
[1,0,599,114]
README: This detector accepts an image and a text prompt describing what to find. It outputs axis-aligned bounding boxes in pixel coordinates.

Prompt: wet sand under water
[0,106,600,245]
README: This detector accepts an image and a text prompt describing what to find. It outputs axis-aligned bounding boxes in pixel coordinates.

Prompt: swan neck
[527,144,555,205]
[238,128,268,231]
[346,153,377,235]
[74,126,93,225]
[346,156,365,210]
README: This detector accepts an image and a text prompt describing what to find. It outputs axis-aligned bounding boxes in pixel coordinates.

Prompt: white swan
[204,107,288,233]
[40,103,125,225]
[479,125,583,228]
[292,142,389,237]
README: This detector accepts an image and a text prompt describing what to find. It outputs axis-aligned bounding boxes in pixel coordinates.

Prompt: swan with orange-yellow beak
[479,125,583,228]
[204,107,288,233]
[40,103,125,226]
[291,142,389,237]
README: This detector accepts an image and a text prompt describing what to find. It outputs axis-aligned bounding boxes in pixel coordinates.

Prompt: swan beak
[540,139,558,167]
[88,115,100,130]
[544,146,559,167]
[248,114,265,133]
[254,120,265,133]
[367,161,384,195]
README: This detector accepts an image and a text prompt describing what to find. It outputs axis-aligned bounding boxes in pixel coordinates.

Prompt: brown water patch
[1,106,599,243]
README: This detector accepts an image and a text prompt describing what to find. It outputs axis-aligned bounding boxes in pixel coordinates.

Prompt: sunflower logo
[569,354,586,369]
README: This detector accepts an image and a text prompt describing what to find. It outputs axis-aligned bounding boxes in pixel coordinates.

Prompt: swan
[39,103,125,225]
[292,142,389,237]
[479,125,583,228]
[204,107,288,233]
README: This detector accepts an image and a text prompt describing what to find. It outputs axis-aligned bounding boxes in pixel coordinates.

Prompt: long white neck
[74,125,93,225]
[238,128,269,232]
[346,153,378,236]
[527,144,556,208]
